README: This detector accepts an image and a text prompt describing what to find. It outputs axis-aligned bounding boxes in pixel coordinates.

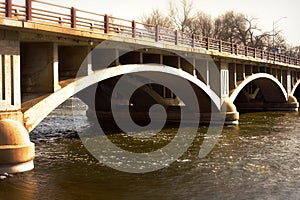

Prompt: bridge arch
[23,64,220,133]
[291,80,300,102]
[229,73,288,111]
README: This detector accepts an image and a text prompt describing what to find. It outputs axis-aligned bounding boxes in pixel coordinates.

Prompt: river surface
[0,99,300,200]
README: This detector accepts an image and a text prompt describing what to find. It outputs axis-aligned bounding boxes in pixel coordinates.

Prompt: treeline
[141,0,300,58]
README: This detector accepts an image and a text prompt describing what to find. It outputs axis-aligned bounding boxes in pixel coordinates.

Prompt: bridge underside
[233,74,299,112]
[233,77,297,112]
[293,83,300,103]
[77,73,222,133]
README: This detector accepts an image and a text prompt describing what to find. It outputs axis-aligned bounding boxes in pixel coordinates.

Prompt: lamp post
[273,17,287,54]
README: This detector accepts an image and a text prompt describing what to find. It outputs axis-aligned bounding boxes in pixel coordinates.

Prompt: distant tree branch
[140,0,297,56]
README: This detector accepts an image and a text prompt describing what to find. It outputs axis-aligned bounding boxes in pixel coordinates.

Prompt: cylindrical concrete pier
[0,119,35,173]
[221,98,239,125]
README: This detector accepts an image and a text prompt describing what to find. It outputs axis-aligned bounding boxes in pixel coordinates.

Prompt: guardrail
[0,0,300,66]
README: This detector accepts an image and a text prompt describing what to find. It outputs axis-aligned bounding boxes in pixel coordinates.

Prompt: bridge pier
[221,98,239,125]
[0,39,21,112]
[0,119,34,173]
[0,36,34,173]
[286,94,299,111]
[283,69,298,110]
[220,62,239,124]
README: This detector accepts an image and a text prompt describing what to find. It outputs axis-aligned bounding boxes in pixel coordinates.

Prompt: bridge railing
[108,16,131,36]
[135,22,156,41]
[1,0,300,67]
[159,27,177,43]
[0,1,4,13]
[76,9,105,32]
[31,1,71,25]
[177,31,193,46]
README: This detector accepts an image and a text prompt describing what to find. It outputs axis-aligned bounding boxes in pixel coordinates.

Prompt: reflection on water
[0,101,299,199]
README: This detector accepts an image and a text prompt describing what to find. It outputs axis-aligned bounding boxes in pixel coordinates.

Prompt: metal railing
[1,0,300,66]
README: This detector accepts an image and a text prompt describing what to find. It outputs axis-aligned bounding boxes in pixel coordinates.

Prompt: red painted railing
[1,0,300,66]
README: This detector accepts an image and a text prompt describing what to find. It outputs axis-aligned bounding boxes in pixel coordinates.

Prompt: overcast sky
[43,0,300,45]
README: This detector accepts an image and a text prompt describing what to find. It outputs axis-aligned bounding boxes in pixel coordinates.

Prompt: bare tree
[214,11,246,44]
[188,11,214,37]
[213,11,278,49]
[265,32,287,53]
[241,17,273,48]
[141,8,174,28]
[287,45,300,57]
[168,0,194,32]
[140,1,298,57]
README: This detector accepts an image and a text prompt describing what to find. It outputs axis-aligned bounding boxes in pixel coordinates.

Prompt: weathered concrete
[220,62,229,97]
[0,119,34,173]
[59,46,92,79]
[221,98,239,125]
[91,48,120,71]
[0,39,21,111]
[21,42,60,93]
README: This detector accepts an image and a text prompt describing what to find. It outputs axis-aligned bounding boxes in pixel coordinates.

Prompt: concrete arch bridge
[0,0,299,173]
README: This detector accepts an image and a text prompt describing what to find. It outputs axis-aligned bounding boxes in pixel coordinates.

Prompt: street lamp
[273,17,287,54]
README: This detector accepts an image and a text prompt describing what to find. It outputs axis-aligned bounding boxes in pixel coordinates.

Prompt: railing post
[6,0,12,18]
[245,46,248,56]
[206,37,210,50]
[132,20,136,38]
[71,7,76,28]
[219,40,222,52]
[254,48,256,58]
[155,25,159,42]
[236,44,238,55]
[279,55,281,62]
[192,34,195,47]
[175,30,178,45]
[26,0,32,21]
[104,14,109,34]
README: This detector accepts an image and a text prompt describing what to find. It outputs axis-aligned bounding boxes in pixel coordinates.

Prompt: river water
[0,99,300,200]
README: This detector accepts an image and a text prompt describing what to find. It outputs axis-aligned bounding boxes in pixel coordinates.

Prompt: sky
[35,0,300,45]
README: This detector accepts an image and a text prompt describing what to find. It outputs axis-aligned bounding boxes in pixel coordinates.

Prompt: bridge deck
[0,0,299,69]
